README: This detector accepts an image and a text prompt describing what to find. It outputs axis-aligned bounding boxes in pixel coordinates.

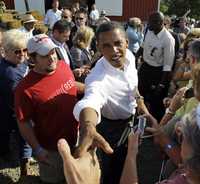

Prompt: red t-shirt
[15,61,79,150]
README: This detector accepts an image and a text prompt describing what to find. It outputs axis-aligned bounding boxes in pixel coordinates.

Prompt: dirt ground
[0,133,40,184]
[0,133,163,184]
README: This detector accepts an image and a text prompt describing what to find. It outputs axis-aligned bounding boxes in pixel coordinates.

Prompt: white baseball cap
[27,34,57,56]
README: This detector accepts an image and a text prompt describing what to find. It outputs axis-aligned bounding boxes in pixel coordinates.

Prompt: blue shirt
[126,26,143,53]
[0,58,28,130]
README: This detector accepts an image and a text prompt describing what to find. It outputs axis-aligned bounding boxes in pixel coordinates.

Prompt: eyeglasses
[76,17,84,20]
[14,48,27,55]
[62,16,70,19]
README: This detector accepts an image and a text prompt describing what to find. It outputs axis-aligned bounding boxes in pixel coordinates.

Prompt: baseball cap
[27,34,57,56]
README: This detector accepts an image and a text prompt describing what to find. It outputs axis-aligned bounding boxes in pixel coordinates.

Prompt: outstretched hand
[74,123,113,158]
[57,138,101,184]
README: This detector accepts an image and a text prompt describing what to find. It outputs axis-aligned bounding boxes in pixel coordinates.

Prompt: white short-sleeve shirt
[143,28,175,71]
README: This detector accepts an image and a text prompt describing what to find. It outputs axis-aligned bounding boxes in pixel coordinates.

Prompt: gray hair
[189,39,200,62]
[2,29,28,51]
[182,108,200,176]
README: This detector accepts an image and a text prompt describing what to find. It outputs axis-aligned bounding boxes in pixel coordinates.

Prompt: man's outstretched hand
[58,138,101,184]
[74,123,113,158]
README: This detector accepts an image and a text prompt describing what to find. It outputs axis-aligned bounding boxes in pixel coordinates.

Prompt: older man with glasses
[0,29,32,177]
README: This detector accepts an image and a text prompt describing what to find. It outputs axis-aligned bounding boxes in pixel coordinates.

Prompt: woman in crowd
[0,29,32,176]
[70,26,94,81]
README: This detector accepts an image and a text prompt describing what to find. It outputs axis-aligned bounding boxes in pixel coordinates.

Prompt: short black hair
[95,21,126,41]
[52,19,72,33]
[75,7,88,15]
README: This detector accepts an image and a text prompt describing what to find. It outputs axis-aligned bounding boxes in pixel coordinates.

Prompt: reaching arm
[120,132,139,184]
[74,107,113,157]
[135,88,149,115]
[17,121,50,164]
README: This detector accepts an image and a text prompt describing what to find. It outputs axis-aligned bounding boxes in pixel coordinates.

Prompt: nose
[111,45,119,53]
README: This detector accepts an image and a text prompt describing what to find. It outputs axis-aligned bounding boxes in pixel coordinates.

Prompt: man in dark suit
[51,19,85,94]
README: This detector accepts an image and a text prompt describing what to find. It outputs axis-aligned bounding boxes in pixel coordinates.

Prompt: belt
[101,115,133,124]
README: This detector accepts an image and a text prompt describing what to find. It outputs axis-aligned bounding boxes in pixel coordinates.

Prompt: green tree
[160,0,200,19]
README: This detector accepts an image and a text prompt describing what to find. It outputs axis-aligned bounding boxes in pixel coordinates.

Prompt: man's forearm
[79,107,98,126]
[135,89,149,115]
[17,121,40,150]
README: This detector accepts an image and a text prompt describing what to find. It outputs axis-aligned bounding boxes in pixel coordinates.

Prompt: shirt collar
[157,27,166,39]
[51,37,65,47]
[149,27,166,39]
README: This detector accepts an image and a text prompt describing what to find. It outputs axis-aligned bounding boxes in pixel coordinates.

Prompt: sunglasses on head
[14,48,27,55]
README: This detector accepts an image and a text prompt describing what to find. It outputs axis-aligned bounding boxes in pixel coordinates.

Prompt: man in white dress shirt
[19,14,37,40]
[73,22,148,184]
[89,4,99,27]
[44,0,62,30]
[138,12,175,121]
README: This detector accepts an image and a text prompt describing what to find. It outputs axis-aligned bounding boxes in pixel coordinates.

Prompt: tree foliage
[160,0,200,19]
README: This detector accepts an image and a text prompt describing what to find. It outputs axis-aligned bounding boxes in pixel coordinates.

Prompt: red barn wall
[109,0,159,22]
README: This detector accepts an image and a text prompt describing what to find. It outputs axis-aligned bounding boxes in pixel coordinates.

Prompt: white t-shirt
[44,9,62,29]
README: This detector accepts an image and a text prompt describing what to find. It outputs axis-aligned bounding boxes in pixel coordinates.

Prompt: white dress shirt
[18,27,33,40]
[89,9,99,26]
[143,27,175,71]
[73,49,138,123]
[44,9,62,29]
[52,38,70,65]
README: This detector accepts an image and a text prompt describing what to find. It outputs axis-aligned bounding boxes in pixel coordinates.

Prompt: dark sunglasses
[76,17,84,20]
[62,16,70,19]
[14,48,28,55]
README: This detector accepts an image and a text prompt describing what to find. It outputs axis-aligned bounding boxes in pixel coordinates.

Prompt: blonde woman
[70,26,94,67]
[70,26,94,81]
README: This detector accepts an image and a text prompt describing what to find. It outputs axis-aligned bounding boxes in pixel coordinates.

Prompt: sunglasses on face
[14,48,27,55]
[62,15,70,19]
[76,17,84,20]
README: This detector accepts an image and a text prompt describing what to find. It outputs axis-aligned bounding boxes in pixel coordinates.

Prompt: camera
[137,116,146,136]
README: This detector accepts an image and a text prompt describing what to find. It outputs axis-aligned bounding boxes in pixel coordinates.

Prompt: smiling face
[97,28,128,69]
[33,49,58,74]
[75,12,87,27]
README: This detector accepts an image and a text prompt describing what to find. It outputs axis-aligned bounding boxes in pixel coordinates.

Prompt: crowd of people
[0,0,200,184]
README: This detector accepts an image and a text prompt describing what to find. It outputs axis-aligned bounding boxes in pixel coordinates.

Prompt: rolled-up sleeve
[73,80,107,124]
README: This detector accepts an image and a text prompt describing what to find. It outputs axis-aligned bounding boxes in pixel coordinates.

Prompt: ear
[125,39,129,49]
[96,41,102,53]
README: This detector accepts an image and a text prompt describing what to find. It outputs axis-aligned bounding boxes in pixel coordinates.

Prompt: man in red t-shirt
[14,34,79,183]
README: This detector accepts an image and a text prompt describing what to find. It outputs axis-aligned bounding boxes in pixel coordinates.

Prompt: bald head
[148,12,164,34]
